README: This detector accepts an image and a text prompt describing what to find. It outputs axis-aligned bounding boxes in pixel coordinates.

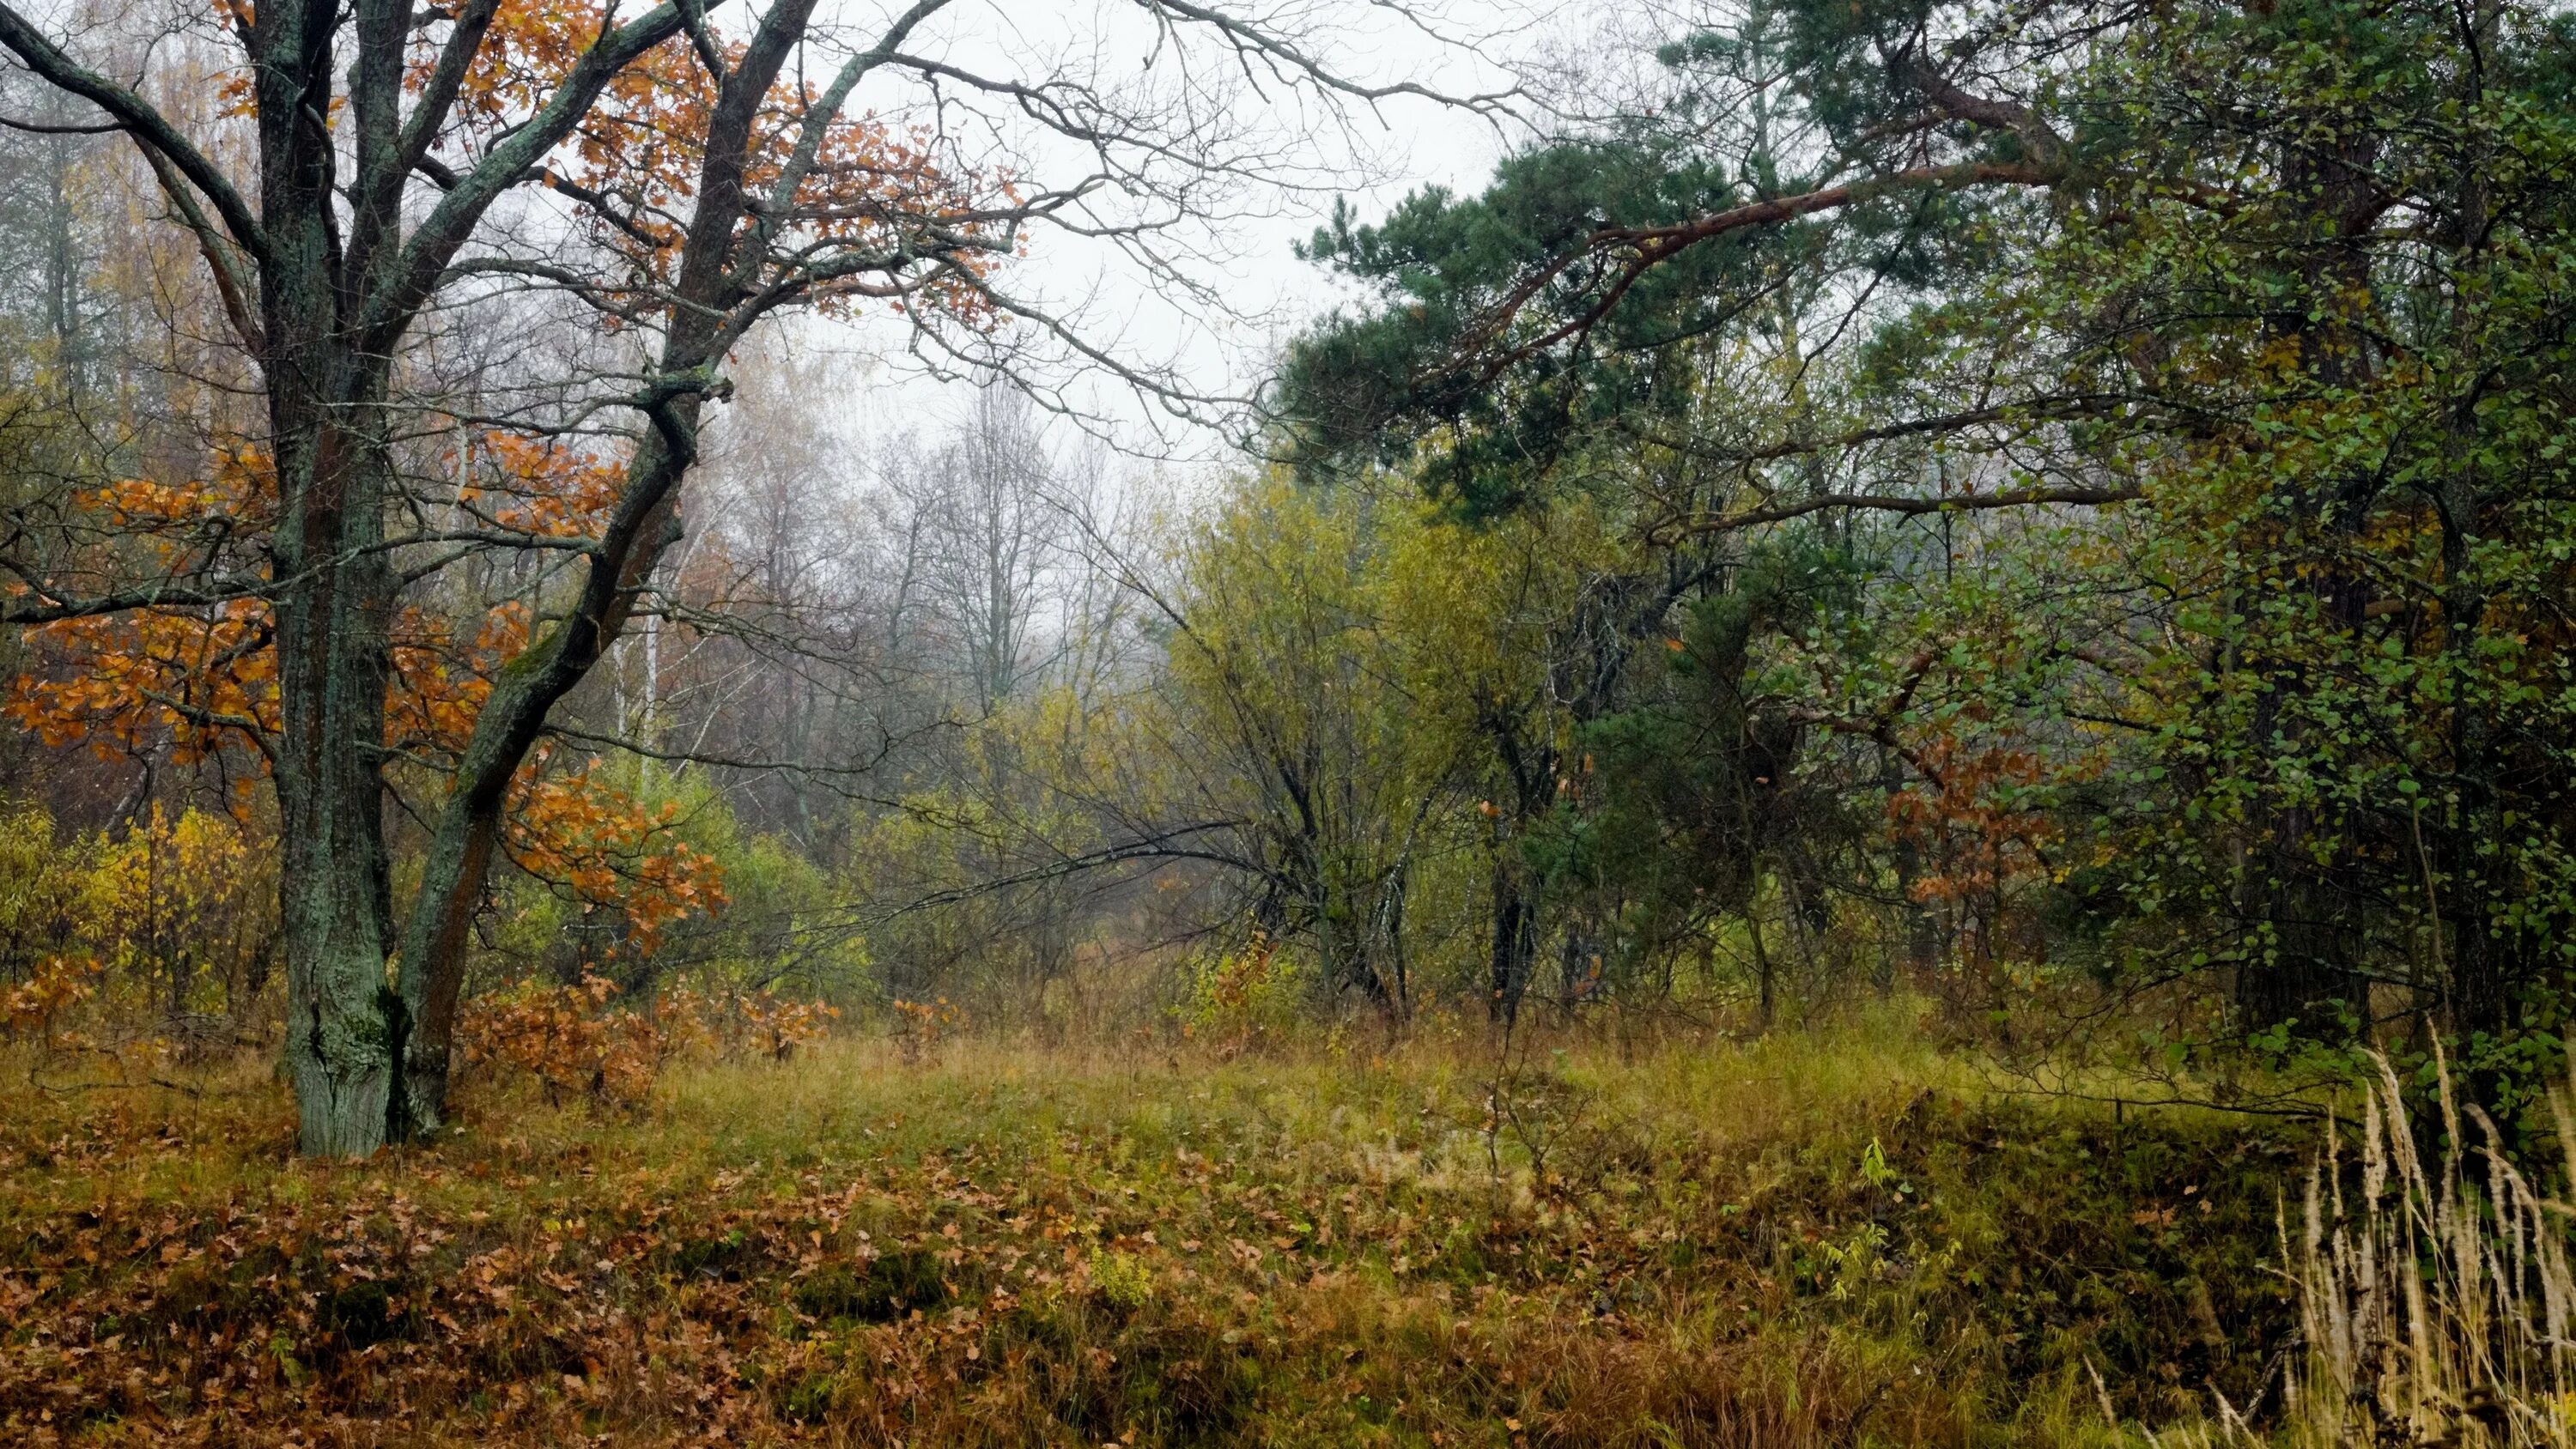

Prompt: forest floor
[0,1017,2310,1446]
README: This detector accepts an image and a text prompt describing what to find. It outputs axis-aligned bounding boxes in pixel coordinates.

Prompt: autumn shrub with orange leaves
[670,980,841,1064]
[1,954,100,1046]
[1881,724,2108,1016]
[890,995,966,1066]
[458,974,669,1107]
[459,973,837,1108]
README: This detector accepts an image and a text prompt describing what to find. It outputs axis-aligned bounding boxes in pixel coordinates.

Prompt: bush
[459,974,836,1106]
[1178,931,1307,1054]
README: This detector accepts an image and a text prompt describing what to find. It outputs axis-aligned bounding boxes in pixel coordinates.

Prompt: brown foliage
[459,974,836,1106]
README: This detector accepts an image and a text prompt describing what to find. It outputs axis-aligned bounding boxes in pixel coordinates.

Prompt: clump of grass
[2273,1052,2576,1448]
[792,1245,949,1323]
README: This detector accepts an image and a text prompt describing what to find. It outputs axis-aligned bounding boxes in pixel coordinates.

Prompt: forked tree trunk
[0,0,914,1155]
[386,0,816,1139]
[258,4,412,1148]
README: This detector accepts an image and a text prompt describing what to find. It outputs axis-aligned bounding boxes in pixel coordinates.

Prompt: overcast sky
[762,0,1625,475]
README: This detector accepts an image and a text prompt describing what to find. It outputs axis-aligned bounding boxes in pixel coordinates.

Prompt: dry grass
[0,1017,2316,1446]
[2265,1052,2576,1447]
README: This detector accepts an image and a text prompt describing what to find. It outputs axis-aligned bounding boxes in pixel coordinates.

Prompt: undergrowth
[0,1022,2307,1446]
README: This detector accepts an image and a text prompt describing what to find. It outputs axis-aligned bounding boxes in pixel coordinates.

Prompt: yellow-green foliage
[841,769,1096,1031]
[79,804,276,1008]
[644,770,857,994]
[0,798,79,976]
[1179,932,1310,1049]
[0,800,276,1036]
[815,471,1691,1027]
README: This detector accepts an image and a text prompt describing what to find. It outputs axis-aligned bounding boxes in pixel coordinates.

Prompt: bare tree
[888,385,1060,715]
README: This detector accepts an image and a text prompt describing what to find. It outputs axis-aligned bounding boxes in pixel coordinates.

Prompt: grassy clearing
[0,1018,2304,1446]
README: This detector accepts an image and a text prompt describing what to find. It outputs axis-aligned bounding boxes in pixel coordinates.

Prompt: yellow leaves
[79,803,261,934]
[0,802,274,1047]
[436,0,620,137]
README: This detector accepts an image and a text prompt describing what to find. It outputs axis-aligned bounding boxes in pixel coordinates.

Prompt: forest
[0,0,2573,1441]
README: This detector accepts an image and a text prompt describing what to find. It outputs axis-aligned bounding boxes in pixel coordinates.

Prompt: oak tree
[0,0,1476,1153]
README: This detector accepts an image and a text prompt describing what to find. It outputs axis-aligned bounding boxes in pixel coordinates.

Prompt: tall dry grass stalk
[2279,1051,2576,1447]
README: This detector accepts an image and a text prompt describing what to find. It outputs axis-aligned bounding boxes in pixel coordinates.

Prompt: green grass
[0,1017,2305,1446]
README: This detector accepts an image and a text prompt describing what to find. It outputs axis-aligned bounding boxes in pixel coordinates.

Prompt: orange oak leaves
[9,433,724,950]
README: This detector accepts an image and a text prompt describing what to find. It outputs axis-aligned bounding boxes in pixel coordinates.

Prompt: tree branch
[0,3,269,264]
[358,1,689,350]
[0,571,276,623]
[133,146,265,355]
[1653,484,2140,542]
[393,0,506,179]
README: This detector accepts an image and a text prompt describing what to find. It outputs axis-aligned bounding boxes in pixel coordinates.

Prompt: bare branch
[0,1,269,264]
[1653,484,2141,543]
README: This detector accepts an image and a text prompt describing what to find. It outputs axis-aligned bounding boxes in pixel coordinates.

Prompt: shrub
[2,951,99,1045]
[459,973,837,1106]
[1178,931,1306,1054]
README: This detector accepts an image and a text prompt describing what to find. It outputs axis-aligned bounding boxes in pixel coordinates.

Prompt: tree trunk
[1748,903,1774,1033]
[270,425,404,1155]
[392,422,694,1136]
[1487,858,1534,1026]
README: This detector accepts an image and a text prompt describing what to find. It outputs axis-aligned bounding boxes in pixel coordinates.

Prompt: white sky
[19,0,1633,478]
[758,0,1597,476]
